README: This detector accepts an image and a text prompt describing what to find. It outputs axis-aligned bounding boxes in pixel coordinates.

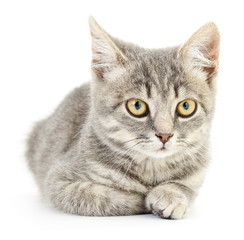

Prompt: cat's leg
[43,165,146,216]
[145,182,195,219]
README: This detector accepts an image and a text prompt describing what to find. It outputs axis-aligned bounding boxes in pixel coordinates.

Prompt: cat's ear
[88,17,128,79]
[178,22,220,78]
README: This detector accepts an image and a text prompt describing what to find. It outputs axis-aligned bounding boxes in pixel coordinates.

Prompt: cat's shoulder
[66,82,91,106]
[56,82,91,116]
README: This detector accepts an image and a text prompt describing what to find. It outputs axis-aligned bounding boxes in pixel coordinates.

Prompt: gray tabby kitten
[26,17,220,219]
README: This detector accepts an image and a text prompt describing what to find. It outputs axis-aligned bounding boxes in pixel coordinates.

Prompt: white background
[1,0,244,239]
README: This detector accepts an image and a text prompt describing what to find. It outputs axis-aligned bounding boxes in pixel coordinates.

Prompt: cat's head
[88,17,220,161]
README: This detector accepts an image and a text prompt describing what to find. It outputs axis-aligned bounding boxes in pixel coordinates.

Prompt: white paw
[145,185,189,220]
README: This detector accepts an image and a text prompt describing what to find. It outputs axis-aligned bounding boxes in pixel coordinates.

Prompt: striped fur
[26,18,219,219]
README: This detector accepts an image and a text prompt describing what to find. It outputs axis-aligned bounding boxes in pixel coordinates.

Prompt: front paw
[145,184,190,219]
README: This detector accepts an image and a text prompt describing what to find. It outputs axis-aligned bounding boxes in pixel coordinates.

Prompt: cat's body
[26,18,220,219]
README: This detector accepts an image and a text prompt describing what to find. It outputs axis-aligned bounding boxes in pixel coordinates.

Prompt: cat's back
[26,83,91,180]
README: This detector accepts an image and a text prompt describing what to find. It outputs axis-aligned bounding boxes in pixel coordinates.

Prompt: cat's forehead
[124,50,185,98]
[104,47,210,105]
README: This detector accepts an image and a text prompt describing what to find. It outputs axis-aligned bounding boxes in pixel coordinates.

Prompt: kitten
[26,17,220,219]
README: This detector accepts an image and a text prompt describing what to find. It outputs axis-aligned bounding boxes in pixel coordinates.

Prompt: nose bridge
[153,109,174,134]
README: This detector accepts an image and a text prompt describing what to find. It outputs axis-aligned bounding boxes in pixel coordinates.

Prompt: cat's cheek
[107,129,136,142]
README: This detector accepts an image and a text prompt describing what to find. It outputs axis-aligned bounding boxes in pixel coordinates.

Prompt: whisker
[72,129,82,139]
[121,137,148,145]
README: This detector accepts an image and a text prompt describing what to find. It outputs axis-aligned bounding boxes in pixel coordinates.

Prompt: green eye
[176,99,197,117]
[126,99,149,117]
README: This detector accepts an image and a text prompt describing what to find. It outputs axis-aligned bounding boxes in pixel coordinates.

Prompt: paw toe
[170,204,187,220]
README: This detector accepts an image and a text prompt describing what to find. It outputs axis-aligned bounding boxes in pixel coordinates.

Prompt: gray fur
[26,18,220,219]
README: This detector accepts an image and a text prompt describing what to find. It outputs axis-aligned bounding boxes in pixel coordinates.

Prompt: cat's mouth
[148,145,175,158]
[156,144,170,152]
[160,146,167,151]
[157,144,173,154]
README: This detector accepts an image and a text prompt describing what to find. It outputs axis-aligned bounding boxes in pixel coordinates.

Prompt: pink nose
[155,133,174,144]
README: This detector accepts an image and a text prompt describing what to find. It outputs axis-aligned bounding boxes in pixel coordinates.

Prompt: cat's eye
[126,99,149,118]
[176,99,197,118]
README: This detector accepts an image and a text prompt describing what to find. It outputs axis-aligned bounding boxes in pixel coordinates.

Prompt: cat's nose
[155,133,174,144]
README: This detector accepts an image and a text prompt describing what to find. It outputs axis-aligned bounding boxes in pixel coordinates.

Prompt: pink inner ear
[204,47,219,74]
[203,35,220,74]
[209,47,220,61]
[207,34,220,61]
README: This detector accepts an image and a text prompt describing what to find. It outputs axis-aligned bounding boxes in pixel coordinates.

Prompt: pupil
[135,101,141,110]
[183,102,189,110]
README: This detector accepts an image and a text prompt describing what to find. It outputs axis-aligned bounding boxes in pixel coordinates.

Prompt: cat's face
[89,18,219,161]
